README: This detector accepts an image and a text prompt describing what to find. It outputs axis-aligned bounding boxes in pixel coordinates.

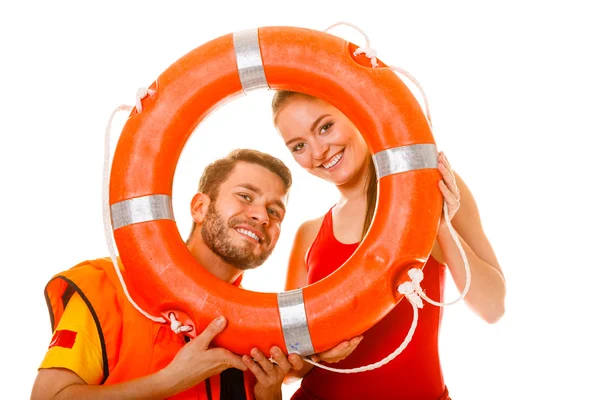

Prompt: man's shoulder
[48,257,123,301]
[58,257,122,281]
[69,257,121,272]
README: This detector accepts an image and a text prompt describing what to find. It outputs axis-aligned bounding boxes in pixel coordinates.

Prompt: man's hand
[162,316,248,393]
[243,346,304,400]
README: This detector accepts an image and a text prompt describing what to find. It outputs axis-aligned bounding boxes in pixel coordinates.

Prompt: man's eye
[267,208,280,218]
[239,194,251,201]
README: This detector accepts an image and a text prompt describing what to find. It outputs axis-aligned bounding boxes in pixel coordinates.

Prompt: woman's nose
[312,140,329,161]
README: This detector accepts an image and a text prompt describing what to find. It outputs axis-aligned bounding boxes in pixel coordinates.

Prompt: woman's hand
[309,335,363,364]
[438,151,460,221]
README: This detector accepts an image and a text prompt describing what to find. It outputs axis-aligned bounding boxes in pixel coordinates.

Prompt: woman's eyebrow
[310,114,331,132]
[284,114,332,146]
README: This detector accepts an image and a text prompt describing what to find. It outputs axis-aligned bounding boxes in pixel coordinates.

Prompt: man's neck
[186,237,243,284]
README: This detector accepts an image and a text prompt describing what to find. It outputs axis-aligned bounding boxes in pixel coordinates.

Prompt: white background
[1,1,598,398]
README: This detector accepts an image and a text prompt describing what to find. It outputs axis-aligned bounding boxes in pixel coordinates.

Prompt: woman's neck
[335,155,370,207]
[332,176,369,244]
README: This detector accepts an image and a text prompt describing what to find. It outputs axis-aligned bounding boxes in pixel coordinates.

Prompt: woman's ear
[190,192,211,224]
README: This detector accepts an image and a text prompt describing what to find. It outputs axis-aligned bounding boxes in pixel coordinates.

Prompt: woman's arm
[431,153,506,323]
[284,218,321,291]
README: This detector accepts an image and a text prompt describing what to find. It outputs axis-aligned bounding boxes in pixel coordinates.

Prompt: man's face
[201,162,288,270]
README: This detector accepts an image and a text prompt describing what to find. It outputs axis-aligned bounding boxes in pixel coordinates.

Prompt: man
[31,149,304,400]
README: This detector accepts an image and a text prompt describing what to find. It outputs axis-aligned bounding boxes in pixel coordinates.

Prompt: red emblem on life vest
[48,329,77,349]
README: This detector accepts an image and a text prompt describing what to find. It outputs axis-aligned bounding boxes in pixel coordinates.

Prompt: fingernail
[216,316,226,327]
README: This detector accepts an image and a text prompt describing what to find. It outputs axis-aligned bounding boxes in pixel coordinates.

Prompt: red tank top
[294,208,450,400]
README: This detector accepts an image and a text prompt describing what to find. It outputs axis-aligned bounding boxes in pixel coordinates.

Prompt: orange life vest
[44,258,255,399]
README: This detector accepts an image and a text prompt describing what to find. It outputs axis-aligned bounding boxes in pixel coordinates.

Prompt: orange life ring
[109,26,442,356]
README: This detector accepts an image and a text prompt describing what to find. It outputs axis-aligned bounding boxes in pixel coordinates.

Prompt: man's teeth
[237,228,260,242]
[323,152,343,169]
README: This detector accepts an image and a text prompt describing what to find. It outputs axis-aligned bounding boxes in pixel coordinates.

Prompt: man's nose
[247,204,269,225]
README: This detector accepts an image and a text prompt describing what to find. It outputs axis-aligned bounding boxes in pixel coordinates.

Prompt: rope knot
[397,268,425,308]
[169,313,193,334]
[135,87,156,113]
[353,47,378,68]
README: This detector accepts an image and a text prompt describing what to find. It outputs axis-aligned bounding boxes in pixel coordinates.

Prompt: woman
[272,91,506,400]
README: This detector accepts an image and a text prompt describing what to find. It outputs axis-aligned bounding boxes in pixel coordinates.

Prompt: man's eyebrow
[273,199,286,215]
[237,184,286,213]
[284,114,332,146]
[237,183,261,194]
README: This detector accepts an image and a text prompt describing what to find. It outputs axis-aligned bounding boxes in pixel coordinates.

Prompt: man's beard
[201,203,273,270]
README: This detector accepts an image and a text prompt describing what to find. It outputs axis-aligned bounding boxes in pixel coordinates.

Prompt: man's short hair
[197,148,292,200]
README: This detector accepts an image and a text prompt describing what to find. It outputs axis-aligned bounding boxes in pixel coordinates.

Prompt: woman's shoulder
[285,213,328,290]
[294,213,327,246]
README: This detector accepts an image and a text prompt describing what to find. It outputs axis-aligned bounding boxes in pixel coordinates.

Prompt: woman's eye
[319,122,333,134]
[292,143,306,152]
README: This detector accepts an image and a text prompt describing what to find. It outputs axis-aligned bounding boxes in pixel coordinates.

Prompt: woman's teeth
[323,152,343,169]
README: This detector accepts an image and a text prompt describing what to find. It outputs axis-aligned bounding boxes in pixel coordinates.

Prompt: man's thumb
[197,316,227,346]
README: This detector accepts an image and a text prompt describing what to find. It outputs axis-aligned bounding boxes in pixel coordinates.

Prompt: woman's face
[275,95,370,186]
